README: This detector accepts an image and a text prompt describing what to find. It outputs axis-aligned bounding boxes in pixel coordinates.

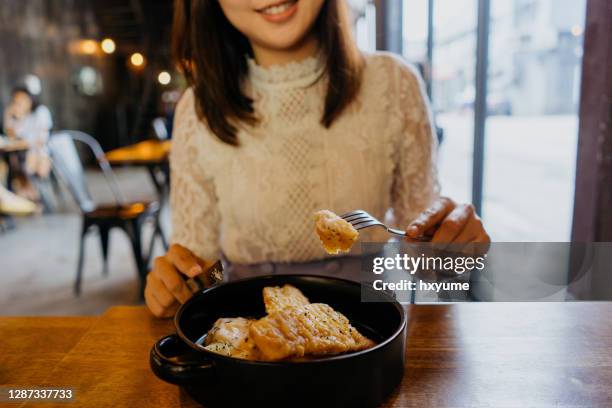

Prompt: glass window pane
[402,0,429,62]
[431,0,478,205]
[351,0,377,52]
[483,0,586,241]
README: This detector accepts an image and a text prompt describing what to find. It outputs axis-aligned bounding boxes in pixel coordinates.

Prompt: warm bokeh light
[571,25,583,37]
[80,40,98,55]
[157,71,171,85]
[130,52,145,67]
[101,38,116,54]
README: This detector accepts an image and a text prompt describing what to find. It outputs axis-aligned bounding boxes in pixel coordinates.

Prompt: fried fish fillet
[314,210,359,254]
[204,317,261,360]
[263,284,310,314]
[249,303,375,361]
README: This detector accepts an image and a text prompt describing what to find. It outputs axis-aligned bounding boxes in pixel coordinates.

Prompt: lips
[256,0,297,14]
[255,0,298,22]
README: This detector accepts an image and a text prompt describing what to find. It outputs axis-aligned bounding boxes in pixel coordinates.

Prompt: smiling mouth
[256,0,298,16]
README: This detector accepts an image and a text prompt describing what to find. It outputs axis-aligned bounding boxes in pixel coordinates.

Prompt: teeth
[261,1,294,15]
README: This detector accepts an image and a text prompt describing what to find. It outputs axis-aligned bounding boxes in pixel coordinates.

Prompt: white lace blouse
[170,52,439,264]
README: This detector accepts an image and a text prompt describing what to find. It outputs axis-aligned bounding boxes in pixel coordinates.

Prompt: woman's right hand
[145,243,208,318]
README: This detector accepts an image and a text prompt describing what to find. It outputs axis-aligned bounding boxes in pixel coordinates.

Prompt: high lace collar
[247,52,325,89]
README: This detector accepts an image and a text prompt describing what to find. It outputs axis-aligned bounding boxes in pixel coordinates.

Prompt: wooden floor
[0,168,169,316]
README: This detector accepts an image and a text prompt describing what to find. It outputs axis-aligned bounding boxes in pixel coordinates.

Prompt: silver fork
[341,210,433,241]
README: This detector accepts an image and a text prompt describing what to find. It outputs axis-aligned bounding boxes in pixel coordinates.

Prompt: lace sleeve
[170,89,221,261]
[390,61,440,228]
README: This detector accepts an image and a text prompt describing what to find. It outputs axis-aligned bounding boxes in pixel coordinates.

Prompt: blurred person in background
[2,86,53,201]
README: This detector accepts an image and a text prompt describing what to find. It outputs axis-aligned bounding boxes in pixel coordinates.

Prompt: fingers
[451,211,482,243]
[431,204,482,247]
[145,244,209,318]
[448,215,484,255]
[407,197,455,239]
[166,244,203,278]
[470,230,491,255]
[145,251,200,318]
[144,285,165,317]
[472,231,491,243]
[145,273,178,318]
[153,257,194,304]
[146,272,172,307]
[431,205,471,244]
[430,204,492,256]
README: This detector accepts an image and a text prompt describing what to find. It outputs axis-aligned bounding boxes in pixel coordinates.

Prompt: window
[351,0,377,52]
[483,0,586,240]
[403,0,478,205]
[402,0,428,63]
[402,0,587,241]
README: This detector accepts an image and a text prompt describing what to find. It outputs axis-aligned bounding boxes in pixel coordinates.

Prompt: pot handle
[150,333,213,385]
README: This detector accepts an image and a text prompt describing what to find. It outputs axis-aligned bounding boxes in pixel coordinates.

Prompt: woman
[3,86,53,199]
[145,0,489,317]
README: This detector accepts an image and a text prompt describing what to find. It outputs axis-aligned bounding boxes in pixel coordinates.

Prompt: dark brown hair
[173,0,363,145]
[11,86,40,112]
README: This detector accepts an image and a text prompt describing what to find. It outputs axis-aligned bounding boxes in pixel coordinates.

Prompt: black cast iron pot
[150,274,406,408]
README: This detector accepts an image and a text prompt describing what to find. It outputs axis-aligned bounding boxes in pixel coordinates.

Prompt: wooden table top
[0,138,29,153]
[1,303,611,407]
[106,140,171,165]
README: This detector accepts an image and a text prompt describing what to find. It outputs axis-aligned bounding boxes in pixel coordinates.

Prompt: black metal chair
[48,131,167,295]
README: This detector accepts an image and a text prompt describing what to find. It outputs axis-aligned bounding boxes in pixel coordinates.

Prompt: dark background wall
[0,0,174,151]
[0,0,110,134]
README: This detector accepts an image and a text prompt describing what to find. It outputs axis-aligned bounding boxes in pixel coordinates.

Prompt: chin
[251,28,309,52]
[220,0,324,58]
[247,10,316,52]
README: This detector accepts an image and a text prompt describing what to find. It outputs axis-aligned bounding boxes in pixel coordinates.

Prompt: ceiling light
[101,38,116,54]
[158,71,171,85]
[130,52,145,67]
[81,40,98,55]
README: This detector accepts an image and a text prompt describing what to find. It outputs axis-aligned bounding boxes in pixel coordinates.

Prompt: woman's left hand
[405,197,490,245]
